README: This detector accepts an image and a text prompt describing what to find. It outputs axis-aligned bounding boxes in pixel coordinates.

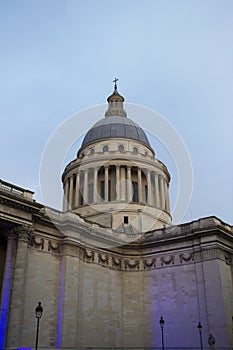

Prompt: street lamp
[35,302,43,350]
[159,316,165,350]
[197,322,203,350]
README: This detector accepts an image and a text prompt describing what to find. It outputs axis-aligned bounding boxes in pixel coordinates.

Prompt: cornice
[0,191,42,213]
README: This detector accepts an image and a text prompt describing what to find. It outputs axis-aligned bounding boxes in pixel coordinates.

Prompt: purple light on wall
[56,256,64,348]
[0,238,15,350]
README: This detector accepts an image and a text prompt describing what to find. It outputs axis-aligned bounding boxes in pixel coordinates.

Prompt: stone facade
[0,86,232,349]
[0,180,232,349]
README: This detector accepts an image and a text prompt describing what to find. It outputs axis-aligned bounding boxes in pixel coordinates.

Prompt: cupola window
[133,147,138,154]
[118,144,124,152]
[103,145,109,152]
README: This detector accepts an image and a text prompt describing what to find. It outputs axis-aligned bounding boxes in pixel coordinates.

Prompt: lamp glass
[35,302,43,319]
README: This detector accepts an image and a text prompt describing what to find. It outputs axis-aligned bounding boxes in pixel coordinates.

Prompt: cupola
[62,81,172,233]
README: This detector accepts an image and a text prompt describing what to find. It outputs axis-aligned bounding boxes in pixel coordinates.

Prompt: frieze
[112,256,122,268]
[48,240,60,254]
[124,259,140,270]
[160,255,174,266]
[98,253,109,265]
[225,255,232,266]
[83,248,95,262]
[73,245,206,271]
[32,236,44,250]
[179,252,194,263]
[143,258,156,269]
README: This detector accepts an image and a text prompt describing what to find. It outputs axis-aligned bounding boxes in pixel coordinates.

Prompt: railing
[0,179,34,201]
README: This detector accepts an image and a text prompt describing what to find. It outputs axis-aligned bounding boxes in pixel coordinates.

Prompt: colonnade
[63,164,170,213]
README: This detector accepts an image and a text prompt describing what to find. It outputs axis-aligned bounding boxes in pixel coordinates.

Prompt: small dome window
[133,147,138,154]
[103,145,109,152]
[118,144,124,152]
[90,148,94,155]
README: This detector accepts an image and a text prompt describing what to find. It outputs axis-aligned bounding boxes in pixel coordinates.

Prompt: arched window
[103,145,109,152]
[133,147,138,154]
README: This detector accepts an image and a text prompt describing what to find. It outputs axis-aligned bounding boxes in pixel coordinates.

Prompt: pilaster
[6,225,33,349]
[0,230,17,350]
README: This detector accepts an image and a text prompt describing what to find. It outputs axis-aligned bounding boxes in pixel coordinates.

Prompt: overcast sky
[0,0,232,225]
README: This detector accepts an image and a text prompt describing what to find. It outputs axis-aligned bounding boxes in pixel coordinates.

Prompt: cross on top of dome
[105,78,127,117]
[113,77,119,90]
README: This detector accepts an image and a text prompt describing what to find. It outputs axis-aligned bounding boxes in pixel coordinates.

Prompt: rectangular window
[132,181,138,203]
[124,216,129,224]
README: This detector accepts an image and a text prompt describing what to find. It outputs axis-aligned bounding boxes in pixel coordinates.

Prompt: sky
[0,0,232,225]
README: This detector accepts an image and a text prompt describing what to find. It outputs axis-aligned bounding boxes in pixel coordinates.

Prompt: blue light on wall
[56,257,64,348]
[0,241,14,350]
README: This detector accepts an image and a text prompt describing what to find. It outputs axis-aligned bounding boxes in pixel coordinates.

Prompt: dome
[81,81,151,148]
[81,115,151,147]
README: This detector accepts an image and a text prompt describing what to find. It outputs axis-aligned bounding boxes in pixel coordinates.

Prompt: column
[75,172,80,207]
[5,226,32,349]
[83,169,88,204]
[0,231,17,350]
[159,175,165,210]
[63,179,69,212]
[127,166,132,202]
[154,173,159,208]
[116,165,120,201]
[138,168,143,203]
[146,169,152,205]
[68,175,74,210]
[120,167,126,201]
[93,167,98,203]
[104,165,109,202]
[164,179,170,213]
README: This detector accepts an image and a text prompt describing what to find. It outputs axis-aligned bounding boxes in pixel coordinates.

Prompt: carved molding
[160,255,174,266]
[14,225,33,244]
[225,255,232,266]
[179,252,194,263]
[112,256,122,268]
[32,236,44,250]
[48,240,60,253]
[124,259,140,270]
[98,253,109,265]
[143,258,156,269]
[83,248,95,262]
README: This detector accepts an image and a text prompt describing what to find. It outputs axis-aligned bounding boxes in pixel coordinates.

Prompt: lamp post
[159,316,165,350]
[197,322,203,350]
[35,302,43,350]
